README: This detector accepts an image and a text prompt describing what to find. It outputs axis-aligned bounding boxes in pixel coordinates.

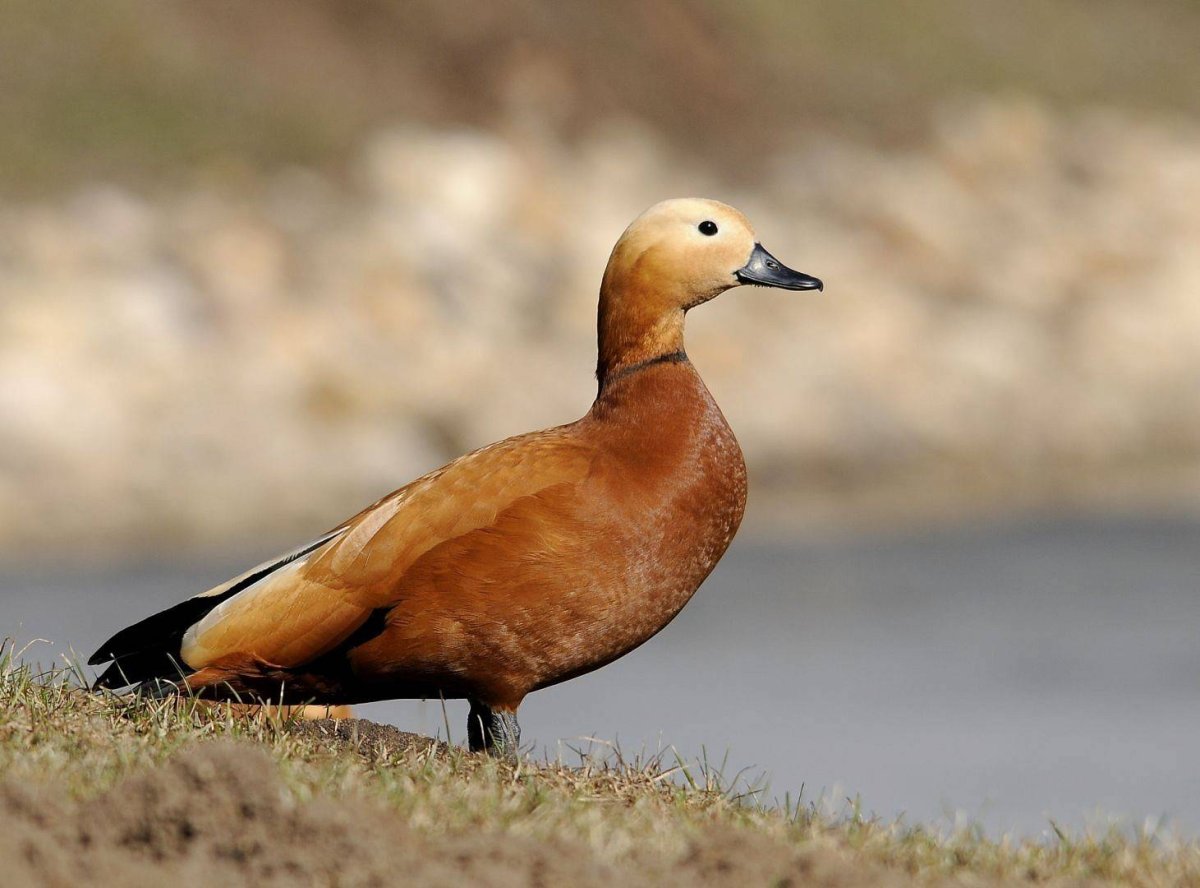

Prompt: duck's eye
[698,220,718,236]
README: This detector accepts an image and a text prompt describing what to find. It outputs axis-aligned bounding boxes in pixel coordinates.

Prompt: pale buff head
[602,198,822,311]
[597,198,822,378]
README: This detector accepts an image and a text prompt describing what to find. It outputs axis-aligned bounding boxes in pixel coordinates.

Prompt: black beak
[735,243,823,292]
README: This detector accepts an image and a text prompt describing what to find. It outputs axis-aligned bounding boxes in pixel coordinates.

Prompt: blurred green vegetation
[734,0,1200,125]
[1,0,1198,194]
[0,2,348,190]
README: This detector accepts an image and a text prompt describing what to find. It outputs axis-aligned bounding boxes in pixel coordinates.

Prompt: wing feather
[173,432,595,671]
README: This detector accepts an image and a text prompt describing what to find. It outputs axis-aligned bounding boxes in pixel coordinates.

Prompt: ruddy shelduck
[91,198,823,756]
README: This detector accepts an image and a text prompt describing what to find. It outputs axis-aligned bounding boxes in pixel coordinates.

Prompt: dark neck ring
[598,349,688,392]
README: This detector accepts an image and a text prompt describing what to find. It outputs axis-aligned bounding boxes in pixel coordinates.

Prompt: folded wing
[90,431,594,690]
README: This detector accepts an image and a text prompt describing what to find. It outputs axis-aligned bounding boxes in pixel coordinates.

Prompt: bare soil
[0,738,911,888]
[286,716,449,760]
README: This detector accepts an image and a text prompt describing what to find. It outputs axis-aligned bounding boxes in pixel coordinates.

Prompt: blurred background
[2,0,1199,835]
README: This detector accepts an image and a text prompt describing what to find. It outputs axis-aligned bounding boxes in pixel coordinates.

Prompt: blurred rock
[1,97,1198,558]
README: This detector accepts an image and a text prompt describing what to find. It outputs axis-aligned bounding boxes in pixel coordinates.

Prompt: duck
[89,198,823,756]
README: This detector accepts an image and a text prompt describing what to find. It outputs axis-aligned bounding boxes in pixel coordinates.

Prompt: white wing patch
[179,528,350,668]
[191,528,347,599]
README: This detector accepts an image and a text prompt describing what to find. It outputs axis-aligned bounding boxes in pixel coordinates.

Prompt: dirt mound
[665,827,909,887]
[0,741,616,887]
[286,716,448,760]
[0,738,926,887]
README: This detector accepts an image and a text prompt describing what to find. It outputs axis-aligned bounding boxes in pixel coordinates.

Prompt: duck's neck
[595,288,686,394]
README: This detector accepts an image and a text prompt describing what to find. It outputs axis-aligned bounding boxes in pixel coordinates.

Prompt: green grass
[2,642,1199,885]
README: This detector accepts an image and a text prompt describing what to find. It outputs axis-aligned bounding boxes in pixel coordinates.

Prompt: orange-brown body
[90,198,821,753]
[183,337,745,712]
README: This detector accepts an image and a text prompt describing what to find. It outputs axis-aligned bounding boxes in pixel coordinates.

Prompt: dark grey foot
[467,700,521,759]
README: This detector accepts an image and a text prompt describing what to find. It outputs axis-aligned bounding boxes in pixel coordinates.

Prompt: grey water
[3,513,1198,837]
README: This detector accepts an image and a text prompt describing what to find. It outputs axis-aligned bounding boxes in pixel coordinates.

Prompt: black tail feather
[88,590,236,692]
[88,595,232,667]
[92,649,191,691]
[89,531,342,690]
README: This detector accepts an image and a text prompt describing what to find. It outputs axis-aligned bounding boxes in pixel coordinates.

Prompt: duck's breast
[563,366,748,667]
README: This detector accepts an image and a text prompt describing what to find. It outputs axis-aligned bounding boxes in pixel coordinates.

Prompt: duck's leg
[467,699,521,759]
